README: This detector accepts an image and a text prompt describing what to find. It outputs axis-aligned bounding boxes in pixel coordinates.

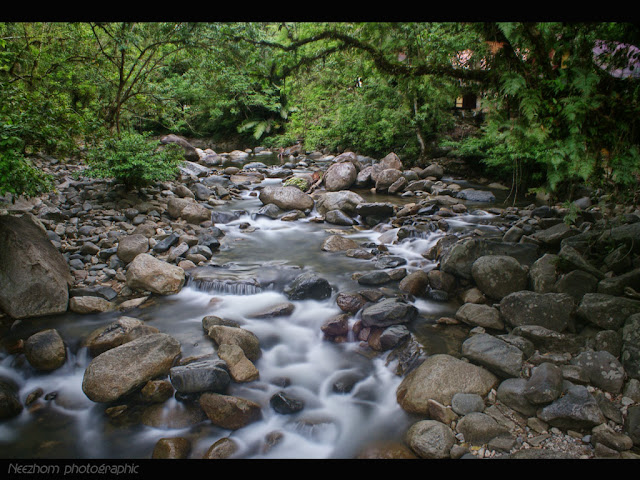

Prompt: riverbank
[1,139,639,459]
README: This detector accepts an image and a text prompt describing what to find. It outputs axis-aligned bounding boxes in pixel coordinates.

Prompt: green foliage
[282,176,309,191]
[83,131,183,189]
[0,123,53,199]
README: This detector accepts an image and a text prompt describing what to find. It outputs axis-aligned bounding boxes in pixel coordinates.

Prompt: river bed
[0,157,509,459]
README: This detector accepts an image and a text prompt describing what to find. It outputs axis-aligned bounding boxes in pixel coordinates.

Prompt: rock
[169,359,230,394]
[461,333,524,378]
[471,255,529,300]
[510,325,584,354]
[396,354,498,414]
[0,214,72,319]
[259,186,314,211]
[591,423,634,452]
[529,253,559,293]
[622,313,640,380]
[456,188,495,203]
[181,202,212,225]
[270,391,305,414]
[69,296,114,314]
[455,303,504,330]
[375,169,403,192]
[451,393,485,416]
[126,253,185,295]
[361,298,418,328]
[355,441,418,459]
[570,351,626,394]
[199,393,262,430]
[323,161,357,191]
[496,378,537,416]
[440,238,539,281]
[217,344,260,383]
[315,190,364,216]
[85,316,158,356]
[558,245,605,280]
[405,420,455,459]
[499,291,575,332]
[321,235,360,252]
[420,163,443,179]
[284,272,332,300]
[248,302,295,319]
[206,325,261,362]
[152,437,191,459]
[82,333,181,403]
[336,292,367,313]
[325,209,355,226]
[523,362,564,404]
[378,152,403,171]
[355,202,395,218]
[203,438,239,459]
[598,268,640,297]
[426,270,456,293]
[117,234,149,263]
[576,293,640,330]
[357,270,392,286]
[456,412,510,445]
[624,405,640,446]
[398,270,430,296]
[554,269,599,302]
[537,384,605,431]
[531,222,577,246]
[24,329,66,371]
[160,134,199,162]
[321,314,349,338]
[0,378,23,419]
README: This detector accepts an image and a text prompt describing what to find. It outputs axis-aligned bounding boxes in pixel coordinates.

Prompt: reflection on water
[0,161,505,459]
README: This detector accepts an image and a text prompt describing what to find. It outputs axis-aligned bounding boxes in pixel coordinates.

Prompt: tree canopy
[1,21,638,201]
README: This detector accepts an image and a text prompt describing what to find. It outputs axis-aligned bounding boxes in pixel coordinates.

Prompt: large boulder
[461,333,524,378]
[576,293,640,330]
[323,161,357,191]
[375,169,403,192]
[284,272,332,300]
[117,234,149,263]
[160,134,200,162]
[315,190,364,216]
[471,255,528,300]
[258,185,314,211]
[126,253,185,295]
[499,291,575,332]
[396,354,498,414]
[82,333,181,403]
[361,298,418,328]
[440,238,539,281]
[0,214,72,319]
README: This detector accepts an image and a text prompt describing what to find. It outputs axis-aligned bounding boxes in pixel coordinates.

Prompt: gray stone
[461,333,524,378]
[537,385,605,431]
[24,329,67,371]
[523,362,564,405]
[259,186,314,211]
[82,333,181,403]
[169,360,230,394]
[405,420,456,459]
[284,272,332,300]
[456,188,496,203]
[496,378,537,416]
[622,313,640,380]
[361,298,418,328]
[0,214,72,319]
[529,253,559,293]
[499,291,575,332]
[126,254,185,295]
[456,412,510,445]
[396,354,498,413]
[576,293,640,330]
[451,393,485,416]
[455,303,504,330]
[206,325,261,362]
[323,161,357,191]
[570,350,626,394]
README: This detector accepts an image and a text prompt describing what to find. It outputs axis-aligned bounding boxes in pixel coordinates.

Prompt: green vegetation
[83,131,183,189]
[1,22,638,202]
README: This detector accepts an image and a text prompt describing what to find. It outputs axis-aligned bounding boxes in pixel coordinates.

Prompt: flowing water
[0,157,508,459]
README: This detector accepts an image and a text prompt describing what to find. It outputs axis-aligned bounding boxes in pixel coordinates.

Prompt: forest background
[1,22,639,203]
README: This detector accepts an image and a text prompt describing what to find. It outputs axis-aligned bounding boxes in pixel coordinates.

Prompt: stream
[0,156,509,459]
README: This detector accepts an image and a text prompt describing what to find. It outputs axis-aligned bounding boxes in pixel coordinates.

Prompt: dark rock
[361,298,418,328]
[284,272,332,300]
[24,329,67,371]
[461,333,524,378]
[471,255,528,300]
[270,391,305,414]
[357,270,392,286]
[456,188,496,203]
[169,359,230,394]
[0,214,72,319]
[537,385,605,431]
[622,313,640,380]
[570,351,625,394]
[499,291,575,332]
[440,238,539,281]
[0,378,23,419]
[576,293,640,330]
[523,362,564,404]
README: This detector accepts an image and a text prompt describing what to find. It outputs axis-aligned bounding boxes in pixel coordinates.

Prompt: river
[0,155,508,459]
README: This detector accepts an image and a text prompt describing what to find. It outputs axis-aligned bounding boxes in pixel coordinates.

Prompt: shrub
[84,131,183,189]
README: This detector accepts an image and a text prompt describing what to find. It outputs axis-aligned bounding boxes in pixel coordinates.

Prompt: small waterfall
[186,277,264,295]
